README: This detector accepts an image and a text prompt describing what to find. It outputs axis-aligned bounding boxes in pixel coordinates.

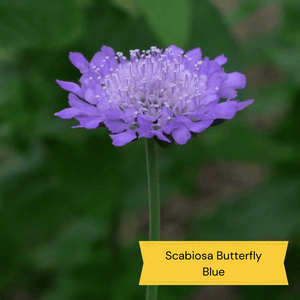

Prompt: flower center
[102,47,207,118]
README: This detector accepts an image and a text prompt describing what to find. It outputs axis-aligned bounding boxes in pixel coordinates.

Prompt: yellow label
[139,241,288,285]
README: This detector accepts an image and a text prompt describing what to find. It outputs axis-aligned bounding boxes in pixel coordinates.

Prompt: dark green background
[1,0,299,299]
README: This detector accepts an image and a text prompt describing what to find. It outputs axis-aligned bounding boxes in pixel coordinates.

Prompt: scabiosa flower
[55,45,254,147]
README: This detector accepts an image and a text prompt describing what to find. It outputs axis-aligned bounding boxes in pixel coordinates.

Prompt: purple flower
[55,45,254,147]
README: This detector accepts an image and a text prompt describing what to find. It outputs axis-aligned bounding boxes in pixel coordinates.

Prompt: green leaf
[0,0,85,51]
[136,0,192,48]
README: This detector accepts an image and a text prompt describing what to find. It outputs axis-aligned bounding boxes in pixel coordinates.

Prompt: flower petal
[84,119,103,129]
[199,57,213,77]
[73,116,101,127]
[207,60,222,76]
[105,120,128,133]
[91,52,105,67]
[188,119,214,133]
[207,71,228,89]
[204,100,219,113]
[214,54,228,66]
[162,123,174,135]
[201,94,219,105]
[84,88,97,105]
[165,45,184,57]
[154,131,171,142]
[206,101,238,119]
[160,107,172,123]
[69,52,89,73]
[111,130,137,146]
[54,108,81,119]
[105,108,124,120]
[237,99,254,111]
[137,115,152,132]
[68,93,87,108]
[56,80,84,98]
[185,47,202,64]
[222,72,246,89]
[68,94,99,116]
[90,46,115,74]
[218,87,238,99]
[139,131,154,138]
[174,115,192,125]
[172,125,191,145]
[100,45,115,57]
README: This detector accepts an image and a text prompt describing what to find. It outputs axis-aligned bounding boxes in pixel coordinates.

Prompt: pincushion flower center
[103,50,207,118]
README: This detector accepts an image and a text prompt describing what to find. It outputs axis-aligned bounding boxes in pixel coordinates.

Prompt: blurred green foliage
[0,0,300,299]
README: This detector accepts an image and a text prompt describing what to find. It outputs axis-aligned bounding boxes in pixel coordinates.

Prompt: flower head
[55,45,254,146]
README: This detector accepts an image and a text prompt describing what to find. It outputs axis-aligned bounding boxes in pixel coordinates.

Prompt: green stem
[145,138,160,300]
